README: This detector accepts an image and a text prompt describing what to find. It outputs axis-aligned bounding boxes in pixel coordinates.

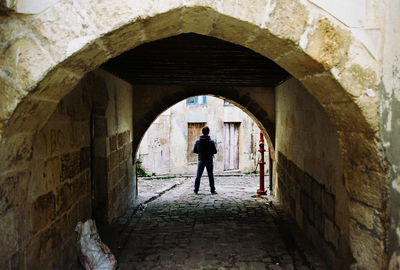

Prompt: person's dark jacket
[193,135,217,161]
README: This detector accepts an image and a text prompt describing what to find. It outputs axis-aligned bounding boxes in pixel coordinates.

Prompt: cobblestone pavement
[101,176,329,270]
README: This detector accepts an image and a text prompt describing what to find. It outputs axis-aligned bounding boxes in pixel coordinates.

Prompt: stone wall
[275,78,351,268]
[381,0,400,268]
[0,68,135,269]
[0,74,92,269]
[89,69,135,224]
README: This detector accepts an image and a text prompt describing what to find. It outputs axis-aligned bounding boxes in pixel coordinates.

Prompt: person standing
[193,126,218,194]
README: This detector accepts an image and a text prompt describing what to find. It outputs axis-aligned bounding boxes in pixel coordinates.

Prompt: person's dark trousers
[194,159,215,193]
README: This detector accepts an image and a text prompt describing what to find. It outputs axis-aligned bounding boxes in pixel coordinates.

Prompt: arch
[0,1,387,269]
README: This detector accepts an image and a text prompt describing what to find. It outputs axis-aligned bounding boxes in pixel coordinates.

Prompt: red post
[257,132,266,197]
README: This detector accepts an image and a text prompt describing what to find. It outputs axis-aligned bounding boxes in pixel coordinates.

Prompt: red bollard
[257,132,266,197]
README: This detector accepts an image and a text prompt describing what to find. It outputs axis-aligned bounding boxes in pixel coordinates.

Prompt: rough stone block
[314,204,324,234]
[303,173,313,196]
[30,192,55,234]
[311,180,323,206]
[324,217,339,249]
[181,6,217,35]
[0,210,18,263]
[56,183,73,215]
[142,7,182,43]
[0,170,29,215]
[0,133,33,172]
[0,76,23,122]
[118,148,125,163]
[25,234,40,270]
[72,170,90,200]
[322,191,335,220]
[80,147,90,172]
[0,35,54,92]
[109,135,117,152]
[67,203,80,235]
[118,130,130,148]
[62,236,79,270]
[10,250,24,270]
[305,18,351,70]
[94,116,108,138]
[54,213,70,242]
[344,162,385,209]
[119,162,128,180]
[78,196,92,222]
[123,143,132,160]
[108,151,119,171]
[61,151,80,181]
[350,220,385,270]
[349,199,385,239]
[108,167,120,188]
[4,98,58,138]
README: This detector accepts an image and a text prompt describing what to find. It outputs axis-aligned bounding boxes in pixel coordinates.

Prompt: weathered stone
[117,130,129,148]
[142,8,183,43]
[30,192,55,233]
[54,213,69,242]
[299,72,351,104]
[349,200,385,238]
[0,170,29,215]
[181,6,217,35]
[0,133,33,171]
[350,220,385,270]
[56,182,73,215]
[80,146,90,171]
[344,161,385,210]
[210,14,258,48]
[10,250,24,270]
[3,97,58,137]
[322,191,335,220]
[61,151,80,181]
[275,48,325,79]
[109,135,117,152]
[71,170,90,201]
[0,35,54,91]
[0,76,23,122]
[0,210,18,263]
[265,0,309,41]
[305,18,351,70]
[108,150,119,171]
[29,157,60,200]
[325,217,340,249]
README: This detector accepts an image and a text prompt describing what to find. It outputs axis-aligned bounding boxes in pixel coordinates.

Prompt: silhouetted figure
[193,126,218,194]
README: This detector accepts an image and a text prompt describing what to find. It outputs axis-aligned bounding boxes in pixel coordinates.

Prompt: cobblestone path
[102,176,329,270]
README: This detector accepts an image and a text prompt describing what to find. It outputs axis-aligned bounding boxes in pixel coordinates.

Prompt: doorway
[224,122,240,171]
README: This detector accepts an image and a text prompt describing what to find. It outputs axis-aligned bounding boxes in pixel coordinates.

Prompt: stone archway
[0,1,387,269]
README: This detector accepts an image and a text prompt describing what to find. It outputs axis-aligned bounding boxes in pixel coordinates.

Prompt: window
[186,96,206,105]
[224,100,234,106]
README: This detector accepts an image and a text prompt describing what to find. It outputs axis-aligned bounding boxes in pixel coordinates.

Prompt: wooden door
[224,122,239,170]
[187,122,206,162]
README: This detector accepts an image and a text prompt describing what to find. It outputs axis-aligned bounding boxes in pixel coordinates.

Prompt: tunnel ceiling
[101,33,290,86]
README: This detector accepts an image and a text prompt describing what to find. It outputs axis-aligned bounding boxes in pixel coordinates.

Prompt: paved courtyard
[101,176,329,270]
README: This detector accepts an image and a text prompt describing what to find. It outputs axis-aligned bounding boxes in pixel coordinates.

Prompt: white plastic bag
[75,219,117,270]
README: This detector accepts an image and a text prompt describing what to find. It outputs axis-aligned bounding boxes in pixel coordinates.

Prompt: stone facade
[0,0,398,269]
[138,96,265,175]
